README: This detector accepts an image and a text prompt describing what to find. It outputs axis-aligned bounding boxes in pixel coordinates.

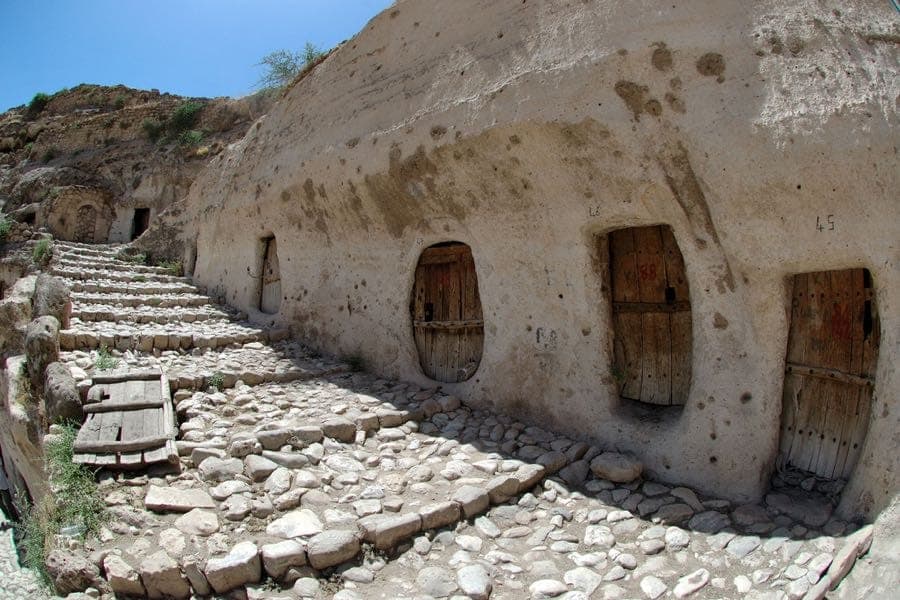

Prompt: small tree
[256,43,325,90]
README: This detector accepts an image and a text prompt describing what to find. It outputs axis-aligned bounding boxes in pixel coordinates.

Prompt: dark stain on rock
[317,184,327,199]
[303,178,316,202]
[615,81,648,121]
[786,35,805,56]
[430,126,447,140]
[665,92,686,114]
[645,99,663,117]
[696,53,726,82]
[740,392,753,404]
[346,137,360,148]
[713,312,729,329]
[651,43,673,71]
[658,141,735,292]
[509,134,521,145]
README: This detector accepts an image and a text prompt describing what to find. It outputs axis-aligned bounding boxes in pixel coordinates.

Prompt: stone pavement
[45,241,872,599]
[0,509,51,599]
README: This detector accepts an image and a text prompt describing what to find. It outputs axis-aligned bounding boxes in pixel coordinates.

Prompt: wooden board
[412,244,484,383]
[779,268,879,481]
[73,372,177,468]
[609,225,692,406]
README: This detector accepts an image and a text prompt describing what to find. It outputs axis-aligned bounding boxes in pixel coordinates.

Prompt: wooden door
[259,237,281,314]
[609,225,692,405]
[74,205,97,243]
[411,243,484,383]
[779,269,878,480]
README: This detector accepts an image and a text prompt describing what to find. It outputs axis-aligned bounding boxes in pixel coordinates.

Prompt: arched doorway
[410,242,484,383]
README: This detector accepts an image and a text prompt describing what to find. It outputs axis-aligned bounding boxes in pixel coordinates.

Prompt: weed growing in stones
[18,423,105,587]
[208,372,225,391]
[346,353,366,372]
[155,259,183,276]
[32,239,53,267]
[95,346,119,371]
[0,216,11,244]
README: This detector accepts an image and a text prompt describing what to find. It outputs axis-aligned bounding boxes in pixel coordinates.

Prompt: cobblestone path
[42,241,872,599]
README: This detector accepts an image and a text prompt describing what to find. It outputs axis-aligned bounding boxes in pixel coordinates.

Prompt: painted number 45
[816,214,835,232]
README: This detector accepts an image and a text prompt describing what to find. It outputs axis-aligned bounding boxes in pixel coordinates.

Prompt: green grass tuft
[207,372,225,391]
[94,346,119,371]
[32,239,53,266]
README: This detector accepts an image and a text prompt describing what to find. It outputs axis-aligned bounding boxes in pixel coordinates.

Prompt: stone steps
[71,305,237,325]
[56,257,173,275]
[53,244,124,260]
[72,291,212,308]
[52,265,186,284]
[59,321,290,353]
[66,279,200,295]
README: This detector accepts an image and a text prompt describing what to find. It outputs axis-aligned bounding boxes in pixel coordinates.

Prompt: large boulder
[24,315,59,392]
[43,361,82,424]
[33,273,71,328]
[45,549,102,595]
[589,452,643,483]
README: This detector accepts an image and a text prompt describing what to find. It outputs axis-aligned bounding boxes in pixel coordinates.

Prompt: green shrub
[18,423,105,586]
[0,217,11,244]
[207,372,225,391]
[155,259,182,276]
[94,346,119,371]
[113,94,126,110]
[257,43,326,90]
[27,92,50,116]
[116,250,147,264]
[32,239,52,266]
[178,129,204,146]
[169,101,203,133]
[142,118,164,142]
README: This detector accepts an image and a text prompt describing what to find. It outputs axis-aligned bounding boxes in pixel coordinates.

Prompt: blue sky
[0,0,394,111]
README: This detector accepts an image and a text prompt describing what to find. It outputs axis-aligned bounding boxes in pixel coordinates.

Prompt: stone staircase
[46,240,871,600]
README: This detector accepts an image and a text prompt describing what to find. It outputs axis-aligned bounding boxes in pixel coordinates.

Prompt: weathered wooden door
[74,204,97,243]
[259,237,281,314]
[411,243,484,382]
[779,269,878,480]
[609,225,692,405]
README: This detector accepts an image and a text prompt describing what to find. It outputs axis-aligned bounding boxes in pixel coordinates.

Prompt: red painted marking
[830,303,852,340]
[638,263,658,281]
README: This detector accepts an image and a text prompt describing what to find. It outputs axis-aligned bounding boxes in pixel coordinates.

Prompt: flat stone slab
[144,485,216,513]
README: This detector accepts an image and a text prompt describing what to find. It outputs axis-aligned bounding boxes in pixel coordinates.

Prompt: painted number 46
[816,214,835,232]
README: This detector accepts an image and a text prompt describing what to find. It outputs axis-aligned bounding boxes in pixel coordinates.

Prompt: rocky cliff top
[0,83,275,217]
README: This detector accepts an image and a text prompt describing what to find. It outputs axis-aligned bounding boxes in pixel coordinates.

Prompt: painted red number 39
[638,263,658,281]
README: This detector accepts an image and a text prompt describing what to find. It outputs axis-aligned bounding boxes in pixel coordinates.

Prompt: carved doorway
[411,242,484,383]
[259,237,281,314]
[608,225,692,406]
[779,269,879,480]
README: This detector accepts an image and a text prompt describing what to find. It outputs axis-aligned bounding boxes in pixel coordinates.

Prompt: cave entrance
[259,236,281,314]
[608,225,692,406]
[74,204,97,243]
[131,208,150,240]
[778,268,879,481]
[411,242,484,383]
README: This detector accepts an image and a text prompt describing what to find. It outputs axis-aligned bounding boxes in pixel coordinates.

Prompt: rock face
[43,361,81,424]
[24,315,59,391]
[176,0,900,513]
[45,549,101,595]
[33,273,71,328]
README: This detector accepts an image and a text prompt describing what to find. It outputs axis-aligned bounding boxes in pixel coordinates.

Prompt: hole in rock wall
[258,236,281,314]
[130,208,150,240]
[779,268,879,482]
[607,225,692,406]
[410,242,484,383]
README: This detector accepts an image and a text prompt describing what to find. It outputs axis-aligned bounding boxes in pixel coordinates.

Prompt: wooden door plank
[839,387,872,480]
[812,380,844,478]
[609,229,639,303]
[821,269,853,372]
[859,270,879,378]
[447,254,462,377]
[669,311,692,404]
[787,273,810,366]
[614,312,642,400]
[633,226,667,303]
[779,373,801,468]
[848,268,865,377]
[660,226,690,301]
[639,313,669,405]
[787,378,813,470]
